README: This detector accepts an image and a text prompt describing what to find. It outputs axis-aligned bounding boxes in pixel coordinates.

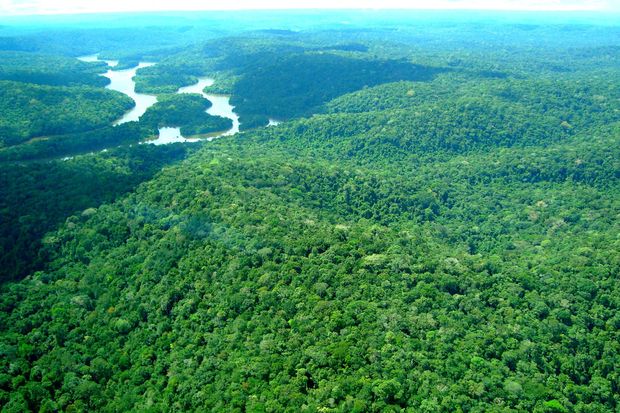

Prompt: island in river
[77,55,243,145]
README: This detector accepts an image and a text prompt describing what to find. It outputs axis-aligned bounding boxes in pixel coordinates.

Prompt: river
[77,54,242,145]
[77,53,119,68]
[78,54,157,125]
[149,77,241,145]
[177,78,240,136]
[103,63,157,125]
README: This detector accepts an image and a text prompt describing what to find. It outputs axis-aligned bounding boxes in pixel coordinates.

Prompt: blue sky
[0,0,617,15]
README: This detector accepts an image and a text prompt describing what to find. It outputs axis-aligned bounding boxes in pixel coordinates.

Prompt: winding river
[177,78,240,136]
[78,54,157,125]
[76,54,241,145]
[104,63,157,125]
[149,78,241,145]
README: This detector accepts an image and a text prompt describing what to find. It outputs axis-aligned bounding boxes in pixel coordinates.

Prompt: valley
[76,55,241,145]
[0,10,618,413]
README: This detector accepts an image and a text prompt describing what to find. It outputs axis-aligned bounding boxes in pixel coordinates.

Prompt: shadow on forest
[225,52,450,121]
[0,145,189,284]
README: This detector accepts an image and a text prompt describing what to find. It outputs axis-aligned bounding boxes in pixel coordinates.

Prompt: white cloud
[0,0,615,15]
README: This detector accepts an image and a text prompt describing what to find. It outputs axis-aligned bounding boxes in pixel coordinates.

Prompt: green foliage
[0,80,133,147]
[230,52,445,122]
[0,122,154,162]
[0,13,619,413]
[238,114,270,130]
[0,51,109,87]
[0,144,190,282]
[139,94,232,136]
[134,62,207,94]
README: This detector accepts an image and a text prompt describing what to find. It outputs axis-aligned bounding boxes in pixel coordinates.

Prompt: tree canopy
[0,12,619,413]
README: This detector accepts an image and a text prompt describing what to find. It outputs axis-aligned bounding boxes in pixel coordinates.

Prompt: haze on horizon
[0,0,617,16]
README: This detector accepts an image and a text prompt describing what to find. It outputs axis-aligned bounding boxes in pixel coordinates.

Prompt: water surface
[150,127,200,145]
[77,53,119,68]
[77,54,157,125]
[177,77,240,137]
[77,55,241,144]
[103,63,157,125]
[149,77,241,144]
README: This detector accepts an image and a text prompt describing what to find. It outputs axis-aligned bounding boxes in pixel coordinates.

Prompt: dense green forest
[0,81,133,148]
[140,94,232,136]
[0,10,619,413]
[0,144,192,281]
[0,51,110,87]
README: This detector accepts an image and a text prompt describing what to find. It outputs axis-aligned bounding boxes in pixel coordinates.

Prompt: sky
[0,0,618,15]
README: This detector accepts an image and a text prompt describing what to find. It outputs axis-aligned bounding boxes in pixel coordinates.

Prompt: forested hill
[0,12,619,413]
[2,69,619,413]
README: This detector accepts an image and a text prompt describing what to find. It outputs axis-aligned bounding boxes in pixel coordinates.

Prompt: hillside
[0,12,619,413]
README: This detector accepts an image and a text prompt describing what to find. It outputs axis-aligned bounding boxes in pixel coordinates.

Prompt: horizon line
[2,8,618,18]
